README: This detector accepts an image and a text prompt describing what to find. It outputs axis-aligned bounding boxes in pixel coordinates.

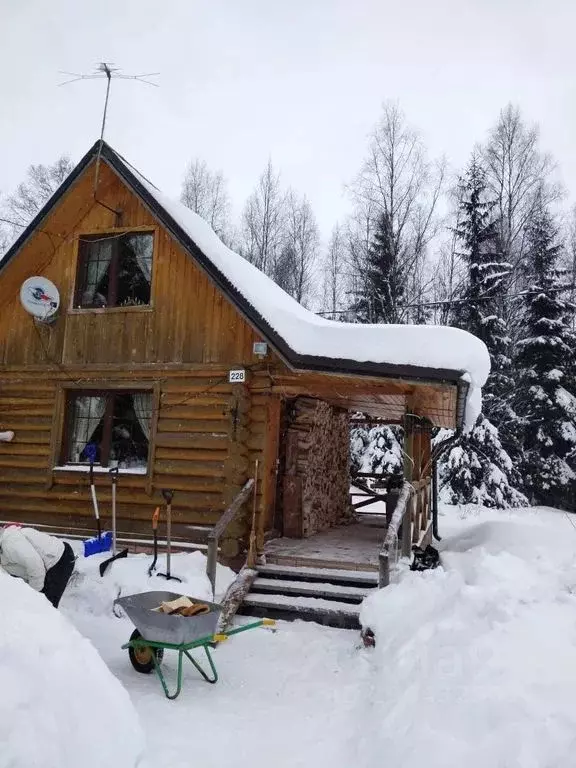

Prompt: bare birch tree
[0,220,9,258]
[241,159,286,275]
[348,102,445,323]
[2,156,74,240]
[482,104,561,271]
[323,223,347,318]
[180,159,231,240]
[274,191,319,305]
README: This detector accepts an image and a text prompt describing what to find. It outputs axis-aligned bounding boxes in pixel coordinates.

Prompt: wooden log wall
[0,366,276,553]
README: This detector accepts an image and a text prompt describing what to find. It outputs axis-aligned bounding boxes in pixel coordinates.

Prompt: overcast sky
[2,0,575,237]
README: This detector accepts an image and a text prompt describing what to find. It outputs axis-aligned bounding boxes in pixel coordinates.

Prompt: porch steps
[238,564,378,630]
[257,563,379,587]
[252,577,372,602]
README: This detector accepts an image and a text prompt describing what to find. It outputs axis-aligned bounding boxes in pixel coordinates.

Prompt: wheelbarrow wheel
[128,629,164,674]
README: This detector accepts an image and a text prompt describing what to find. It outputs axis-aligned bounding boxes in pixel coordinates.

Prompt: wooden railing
[378,481,413,588]
[205,478,255,599]
[377,477,431,588]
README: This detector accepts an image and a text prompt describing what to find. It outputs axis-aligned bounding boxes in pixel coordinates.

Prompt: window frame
[72,228,156,311]
[52,385,159,482]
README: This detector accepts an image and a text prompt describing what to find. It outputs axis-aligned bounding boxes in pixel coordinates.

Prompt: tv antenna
[59,62,159,198]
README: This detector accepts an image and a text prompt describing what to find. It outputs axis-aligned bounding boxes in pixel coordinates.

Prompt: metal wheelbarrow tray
[114,590,274,700]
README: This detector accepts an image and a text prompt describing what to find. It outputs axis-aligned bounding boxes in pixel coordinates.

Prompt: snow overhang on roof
[1,141,491,430]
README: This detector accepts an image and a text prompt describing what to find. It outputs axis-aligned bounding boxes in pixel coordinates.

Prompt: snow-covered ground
[360,504,576,767]
[0,568,143,768]
[10,504,576,768]
[60,551,363,768]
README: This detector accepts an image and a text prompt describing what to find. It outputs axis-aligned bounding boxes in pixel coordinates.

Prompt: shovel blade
[99,548,129,577]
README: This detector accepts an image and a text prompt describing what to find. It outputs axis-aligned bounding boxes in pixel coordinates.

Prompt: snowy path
[58,506,576,768]
[60,552,366,768]
[68,612,364,768]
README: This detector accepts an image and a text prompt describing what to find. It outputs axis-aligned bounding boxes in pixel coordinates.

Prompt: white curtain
[71,395,107,462]
[82,240,113,305]
[133,392,152,439]
[129,235,153,285]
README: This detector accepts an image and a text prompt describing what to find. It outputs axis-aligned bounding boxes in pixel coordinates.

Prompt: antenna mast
[59,62,159,197]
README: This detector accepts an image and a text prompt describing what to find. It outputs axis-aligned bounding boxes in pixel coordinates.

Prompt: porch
[214,475,434,631]
[216,373,454,631]
[264,519,383,571]
[263,474,433,572]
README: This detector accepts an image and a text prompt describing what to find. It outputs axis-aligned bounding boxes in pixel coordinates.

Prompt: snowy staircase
[238,563,378,630]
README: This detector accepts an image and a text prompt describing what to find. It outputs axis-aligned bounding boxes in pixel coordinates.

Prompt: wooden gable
[0,159,265,370]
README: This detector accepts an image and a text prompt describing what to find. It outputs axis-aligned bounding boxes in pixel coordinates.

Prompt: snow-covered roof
[1,141,491,428]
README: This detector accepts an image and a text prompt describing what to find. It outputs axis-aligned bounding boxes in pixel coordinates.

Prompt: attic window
[75,232,153,308]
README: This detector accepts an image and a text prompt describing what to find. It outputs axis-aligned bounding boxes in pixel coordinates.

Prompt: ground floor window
[63,391,152,470]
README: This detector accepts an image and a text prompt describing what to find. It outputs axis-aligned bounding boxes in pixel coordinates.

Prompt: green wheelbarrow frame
[121,618,274,700]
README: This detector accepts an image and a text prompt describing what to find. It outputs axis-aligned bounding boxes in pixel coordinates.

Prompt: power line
[316,282,576,317]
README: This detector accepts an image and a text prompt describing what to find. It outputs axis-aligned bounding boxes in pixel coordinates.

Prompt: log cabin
[0,140,489,612]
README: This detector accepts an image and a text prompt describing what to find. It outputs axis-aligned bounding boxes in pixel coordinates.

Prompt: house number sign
[228,369,246,383]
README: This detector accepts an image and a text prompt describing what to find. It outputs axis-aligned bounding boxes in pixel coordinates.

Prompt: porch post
[401,409,415,558]
[221,380,251,559]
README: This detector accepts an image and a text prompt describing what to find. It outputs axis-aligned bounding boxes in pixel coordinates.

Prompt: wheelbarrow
[114,590,274,700]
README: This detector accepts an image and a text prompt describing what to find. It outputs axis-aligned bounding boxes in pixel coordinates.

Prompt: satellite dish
[20,277,60,322]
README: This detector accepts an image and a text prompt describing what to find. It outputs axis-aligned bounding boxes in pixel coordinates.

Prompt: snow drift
[0,570,144,768]
[358,507,576,768]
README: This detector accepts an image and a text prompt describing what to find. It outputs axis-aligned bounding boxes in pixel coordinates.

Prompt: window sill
[53,465,148,476]
[68,306,153,315]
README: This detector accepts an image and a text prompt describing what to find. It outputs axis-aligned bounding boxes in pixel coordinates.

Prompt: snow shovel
[157,489,181,582]
[83,447,112,557]
[148,506,161,577]
[99,467,129,576]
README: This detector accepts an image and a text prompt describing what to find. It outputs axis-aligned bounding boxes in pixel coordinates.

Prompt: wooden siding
[0,367,275,554]
[0,161,262,368]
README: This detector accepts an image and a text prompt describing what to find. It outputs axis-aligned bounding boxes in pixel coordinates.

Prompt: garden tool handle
[152,506,160,531]
[161,489,174,504]
[110,467,119,555]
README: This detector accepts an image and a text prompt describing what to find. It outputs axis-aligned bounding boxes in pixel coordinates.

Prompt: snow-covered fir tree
[350,422,403,476]
[443,156,525,507]
[351,212,404,324]
[440,415,527,507]
[514,203,576,507]
[451,156,514,432]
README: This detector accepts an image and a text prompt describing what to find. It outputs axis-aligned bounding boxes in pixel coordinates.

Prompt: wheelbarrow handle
[213,618,276,643]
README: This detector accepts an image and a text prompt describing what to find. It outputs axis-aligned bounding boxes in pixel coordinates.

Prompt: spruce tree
[351,423,403,476]
[443,156,525,507]
[514,203,576,507]
[441,414,527,508]
[452,157,514,431]
[352,212,402,324]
